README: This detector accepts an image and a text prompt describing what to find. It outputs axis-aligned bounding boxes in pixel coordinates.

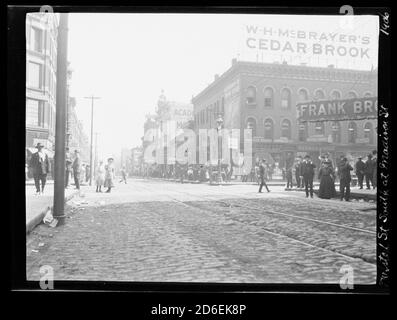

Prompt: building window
[281,88,291,108]
[330,90,341,100]
[347,91,358,99]
[246,86,257,104]
[281,119,291,139]
[264,118,274,139]
[264,87,274,107]
[331,121,341,143]
[26,99,44,127]
[246,117,257,136]
[298,122,308,142]
[298,88,309,102]
[30,27,43,52]
[364,91,372,97]
[221,97,225,114]
[364,122,374,144]
[314,89,325,101]
[28,62,42,88]
[315,121,325,135]
[348,121,357,143]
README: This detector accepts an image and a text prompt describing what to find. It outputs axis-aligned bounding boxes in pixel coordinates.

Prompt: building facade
[26,13,59,176]
[192,60,377,169]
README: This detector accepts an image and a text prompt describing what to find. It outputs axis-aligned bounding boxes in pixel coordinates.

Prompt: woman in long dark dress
[318,160,336,199]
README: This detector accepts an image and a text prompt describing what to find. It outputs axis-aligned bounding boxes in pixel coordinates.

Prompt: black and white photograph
[8,5,391,302]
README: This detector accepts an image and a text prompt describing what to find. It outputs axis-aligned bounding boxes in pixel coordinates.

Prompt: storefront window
[331,121,341,143]
[315,122,325,135]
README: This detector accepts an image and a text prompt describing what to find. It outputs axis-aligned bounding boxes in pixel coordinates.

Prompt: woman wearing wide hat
[29,142,50,195]
[318,160,336,199]
[104,157,115,193]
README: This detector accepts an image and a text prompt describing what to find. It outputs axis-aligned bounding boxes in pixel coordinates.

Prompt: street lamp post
[84,95,101,186]
[216,114,223,184]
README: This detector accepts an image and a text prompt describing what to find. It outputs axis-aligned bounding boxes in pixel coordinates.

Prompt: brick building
[191,59,377,169]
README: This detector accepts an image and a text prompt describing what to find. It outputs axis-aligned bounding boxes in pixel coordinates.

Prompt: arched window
[281,88,291,108]
[298,122,308,142]
[246,117,257,136]
[364,122,374,144]
[264,87,274,108]
[347,91,358,99]
[330,90,341,100]
[364,91,372,97]
[314,89,325,101]
[315,121,325,135]
[264,118,274,139]
[281,119,292,139]
[348,121,357,143]
[331,121,341,143]
[298,88,309,102]
[246,86,256,104]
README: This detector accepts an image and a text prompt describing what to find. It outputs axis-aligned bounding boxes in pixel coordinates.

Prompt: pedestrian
[95,160,105,192]
[339,157,353,201]
[301,155,316,198]
[286,166,293,189]
[104,157,115,192]
[80,164,86,186]
[318,160,336,199]
[119,166,127,184]
[364,154,375,189]
[372,150,377,188]
[355,156,365,189]
[294,157,303,188]
[29,142,50,195]
[65,147,72,188]
[72,150,81,190]
[85,165,91,183]
[258,159,270,193]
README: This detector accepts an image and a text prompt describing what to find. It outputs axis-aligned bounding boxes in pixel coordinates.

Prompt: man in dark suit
[72,150,81,190]
[372,150,377,188]
[258,159,270,193]
[355,156,365,189]
[339,157,353,201]
[364,154,375,189]
[29,143,50,195]
[294,157,303,188]
[301,155,316,198]
[65,147,72,188]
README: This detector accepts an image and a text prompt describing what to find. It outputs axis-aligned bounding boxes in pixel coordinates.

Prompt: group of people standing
[65,148,116,193]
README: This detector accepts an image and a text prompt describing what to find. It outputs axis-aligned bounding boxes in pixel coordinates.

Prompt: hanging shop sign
[296,97,377,122]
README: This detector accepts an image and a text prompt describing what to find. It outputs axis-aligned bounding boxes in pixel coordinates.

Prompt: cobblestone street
[26,178,376,283]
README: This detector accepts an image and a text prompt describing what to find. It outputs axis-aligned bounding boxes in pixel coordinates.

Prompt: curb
[26,190,79,234]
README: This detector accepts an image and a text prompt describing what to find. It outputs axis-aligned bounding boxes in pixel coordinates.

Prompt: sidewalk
[26,184,80,234]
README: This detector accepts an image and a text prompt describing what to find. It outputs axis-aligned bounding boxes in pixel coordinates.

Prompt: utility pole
[53,13,69,225]
[84,95,100,186]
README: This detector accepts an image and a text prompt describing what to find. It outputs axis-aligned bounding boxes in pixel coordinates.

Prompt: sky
[67,13,379,160]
